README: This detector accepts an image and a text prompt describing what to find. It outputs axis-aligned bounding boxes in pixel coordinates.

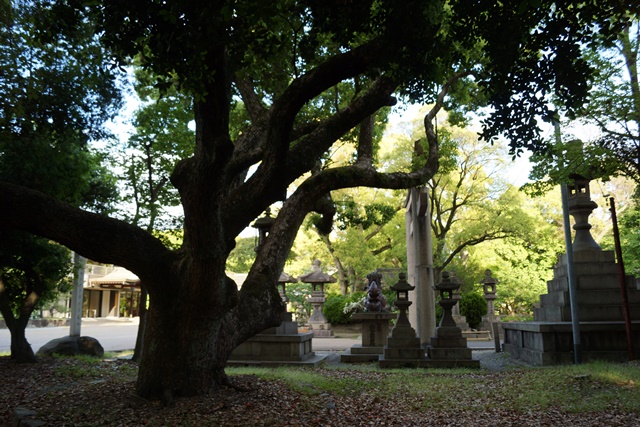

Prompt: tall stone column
[405,187,436,345]
[69,252,85,337]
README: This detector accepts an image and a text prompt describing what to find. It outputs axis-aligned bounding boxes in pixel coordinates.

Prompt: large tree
[580,16,640,184]
[0,0,632,399]
[0,0,121,362]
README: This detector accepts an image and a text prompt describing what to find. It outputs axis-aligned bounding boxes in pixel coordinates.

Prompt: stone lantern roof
[391,273,415,293]
[252,208,275,229]
[278,272,298,283]
[480,269,498,294]
[298,260,336,283]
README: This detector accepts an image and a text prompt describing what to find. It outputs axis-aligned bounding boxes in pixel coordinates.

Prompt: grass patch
[103,350,134,359]
[51,354,139,381]
[228,361,640,414]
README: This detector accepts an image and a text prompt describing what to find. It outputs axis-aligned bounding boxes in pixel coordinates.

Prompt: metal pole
[555,121,581,364]
[608,197,635,360]
[560,184,582,364]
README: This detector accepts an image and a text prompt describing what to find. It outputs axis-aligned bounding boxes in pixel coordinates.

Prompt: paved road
[1,319,496,354]
[0,319,140,354]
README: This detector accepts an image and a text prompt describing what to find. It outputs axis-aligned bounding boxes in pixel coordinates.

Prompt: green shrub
[459,292,487,329]
[323,294,352,324]
[323,288,399,324]
[382,289,396,311]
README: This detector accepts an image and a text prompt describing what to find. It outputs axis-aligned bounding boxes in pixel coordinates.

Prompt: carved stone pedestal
[341,312,396,363]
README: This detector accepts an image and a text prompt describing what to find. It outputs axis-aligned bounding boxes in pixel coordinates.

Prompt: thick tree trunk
[132,284,148,363]
[0,287,36,363]
[134,255,282,400]
[136,301,231,400]
[9,321,36,363]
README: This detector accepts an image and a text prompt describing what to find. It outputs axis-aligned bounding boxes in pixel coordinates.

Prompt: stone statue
[364,272,387,312]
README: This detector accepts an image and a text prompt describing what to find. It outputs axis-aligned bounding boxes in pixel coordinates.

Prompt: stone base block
[350,344,384,355]
[352,312,396,347]
[424,359,480,369]
[310,328,335,338]
[428,346,473,360]
[430,336,468,348]
[261,321,299,335]
[227,353,328,367]
[340,346,383,363]
[385,336,421,348]
[379,357,431,368]
[383,346,426,360]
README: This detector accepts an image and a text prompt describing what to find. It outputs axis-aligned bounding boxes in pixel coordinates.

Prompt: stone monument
[341,272,397,363]
[405,187,437,345]
[503,175,640,365]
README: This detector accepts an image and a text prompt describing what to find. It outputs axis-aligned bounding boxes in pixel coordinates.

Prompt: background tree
[111,68,195,362]
[450,189,566,318]
[578,17,640,185]
[226,237,257,274]
[0,0,121,362]
[0,0,631,399]
[526,17,639,190]
[115,69,194,235]
[310,187,405,295]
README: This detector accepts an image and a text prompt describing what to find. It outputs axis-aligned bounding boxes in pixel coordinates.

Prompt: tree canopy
[0,0,122,362]
[0,0,634,399]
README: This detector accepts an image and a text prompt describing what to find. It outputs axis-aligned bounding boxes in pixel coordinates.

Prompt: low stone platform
[378,349,480,369]
[229,321,326,366]
[502,320,640,366]
[227,353,328,367]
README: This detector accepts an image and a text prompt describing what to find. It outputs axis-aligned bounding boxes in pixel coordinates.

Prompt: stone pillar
[405,187,436,345]
[69,252,85,337]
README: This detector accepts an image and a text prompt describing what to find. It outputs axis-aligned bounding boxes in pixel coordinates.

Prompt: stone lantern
[391,272,415,329]
[450,271,470,330]
[427,271,479,367]
[299,260,336,337]
[278,271,297,322]
[252,208,275,251]
[567,174,601,252]
[379,273,427,368]
[434,271,460,328]
[479,270,501,345]
[480,269,499,322]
